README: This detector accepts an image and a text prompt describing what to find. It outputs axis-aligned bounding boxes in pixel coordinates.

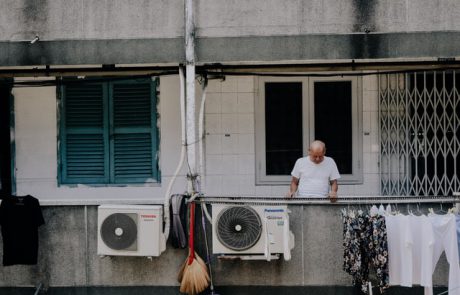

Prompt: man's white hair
[309,140,326,153]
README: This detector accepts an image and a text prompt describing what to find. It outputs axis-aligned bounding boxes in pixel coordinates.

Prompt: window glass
[265,82,303,175]
[255,76,362,185]
[314,81,353,174]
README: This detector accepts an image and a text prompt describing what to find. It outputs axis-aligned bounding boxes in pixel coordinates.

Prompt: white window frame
[255,75,363,185]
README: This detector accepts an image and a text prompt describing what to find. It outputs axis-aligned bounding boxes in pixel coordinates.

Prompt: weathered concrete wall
[0,205,449,290]
[1,0,460,41]
[1,1,460,65]
[0,0,183,41]
[5,74,452,291]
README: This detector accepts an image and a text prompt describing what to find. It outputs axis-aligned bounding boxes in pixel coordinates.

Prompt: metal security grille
[379,71,460,196]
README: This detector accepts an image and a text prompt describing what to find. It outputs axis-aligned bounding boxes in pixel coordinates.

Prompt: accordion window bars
[379,71,460,196]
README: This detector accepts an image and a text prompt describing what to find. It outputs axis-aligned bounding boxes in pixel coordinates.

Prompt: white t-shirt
[290,156,340,197]
[386,214,413,287]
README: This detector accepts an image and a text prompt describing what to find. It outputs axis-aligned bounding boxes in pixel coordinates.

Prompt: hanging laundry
[407,214,433,286]
[0,195,45,266]
[383,206,460,295]
[368,213,389,293]
[342,208,389,294]
[386,213,413,286]
[423,213,460,295]
[343,210,369,292]
[456,214,460,263]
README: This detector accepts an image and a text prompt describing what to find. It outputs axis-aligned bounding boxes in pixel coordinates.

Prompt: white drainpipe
[185,0,197,193]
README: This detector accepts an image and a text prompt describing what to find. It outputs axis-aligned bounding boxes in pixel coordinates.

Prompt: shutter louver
[66,134,105,177]
[112,82,155,182]
[113,83,151,128]
[63,83,108,182]
[114,134,153,178]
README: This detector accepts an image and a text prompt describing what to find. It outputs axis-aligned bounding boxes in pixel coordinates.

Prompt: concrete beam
[1,32,460,67]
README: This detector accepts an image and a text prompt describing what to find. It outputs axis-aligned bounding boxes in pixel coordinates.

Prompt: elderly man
[287,140,340,202]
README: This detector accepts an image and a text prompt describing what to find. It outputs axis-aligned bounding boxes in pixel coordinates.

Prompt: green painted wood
[60,78,159,185]
[61,82,108,183]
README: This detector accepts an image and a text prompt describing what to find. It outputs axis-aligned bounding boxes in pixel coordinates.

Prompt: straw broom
[179,202,210,294]
[177,202,208,283]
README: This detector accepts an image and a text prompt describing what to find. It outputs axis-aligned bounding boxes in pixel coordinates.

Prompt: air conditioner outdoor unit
[212,204,294,261]
[97,204,166,257]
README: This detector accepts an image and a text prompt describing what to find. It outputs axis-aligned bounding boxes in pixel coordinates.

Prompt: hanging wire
[5,65,460,88]
[195,195,460,206]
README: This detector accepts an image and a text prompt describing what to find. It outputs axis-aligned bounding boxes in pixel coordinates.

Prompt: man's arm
[328,179,338,203]
[287,177,299,198]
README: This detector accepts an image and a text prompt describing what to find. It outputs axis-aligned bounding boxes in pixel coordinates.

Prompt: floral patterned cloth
[342,210,389,293]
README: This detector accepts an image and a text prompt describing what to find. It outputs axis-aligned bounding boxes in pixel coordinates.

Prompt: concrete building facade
[0,1,459,294]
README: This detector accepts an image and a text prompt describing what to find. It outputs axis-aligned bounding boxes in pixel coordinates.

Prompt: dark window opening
[0,84,12,196]
[314,81,353,174]
[265,82,303,175]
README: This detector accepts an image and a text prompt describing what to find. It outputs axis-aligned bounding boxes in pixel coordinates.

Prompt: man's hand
[285,191,295,198]
[328,191,337,203]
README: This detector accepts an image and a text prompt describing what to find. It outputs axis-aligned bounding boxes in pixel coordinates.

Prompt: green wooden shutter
[61,82,109,183]
[110,79,158,183]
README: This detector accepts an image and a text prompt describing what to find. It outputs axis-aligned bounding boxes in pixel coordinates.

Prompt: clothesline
[197,195,460,205]
[342,202,460,295]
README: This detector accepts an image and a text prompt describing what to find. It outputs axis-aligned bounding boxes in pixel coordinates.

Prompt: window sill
[38,198,166,206]
[57,182,161,188]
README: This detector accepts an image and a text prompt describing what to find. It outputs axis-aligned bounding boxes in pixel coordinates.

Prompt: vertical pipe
[84,205,89,285]
[185,0,197,192]
[163,67,186,242]
[378,73,382,195]
[198,81,208,192]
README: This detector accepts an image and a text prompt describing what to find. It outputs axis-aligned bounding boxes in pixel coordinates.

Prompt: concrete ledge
[1,32,460,66]
[0,286,448,295]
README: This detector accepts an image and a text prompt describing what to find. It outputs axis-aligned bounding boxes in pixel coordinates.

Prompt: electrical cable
[4,71,178,87]
[163,67,187,242]
[5,65,460,88]
[201,203,219,295]
[199,67,460,77]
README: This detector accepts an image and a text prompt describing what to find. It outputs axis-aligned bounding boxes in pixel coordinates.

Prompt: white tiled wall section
[205,76,258,196]
[357,75,380,196]
[204,75,381,197]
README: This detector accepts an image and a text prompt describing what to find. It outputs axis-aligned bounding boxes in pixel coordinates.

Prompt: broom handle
[188,202,195,264]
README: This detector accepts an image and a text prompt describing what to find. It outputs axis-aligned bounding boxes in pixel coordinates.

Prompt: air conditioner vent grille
[100,213,138,251]
[216,206,262,251]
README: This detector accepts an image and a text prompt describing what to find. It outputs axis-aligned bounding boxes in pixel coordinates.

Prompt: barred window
[379,71,460,196]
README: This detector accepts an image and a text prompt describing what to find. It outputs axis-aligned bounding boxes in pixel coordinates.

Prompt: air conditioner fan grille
[100,213,138,250]
[216,206,262,251]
